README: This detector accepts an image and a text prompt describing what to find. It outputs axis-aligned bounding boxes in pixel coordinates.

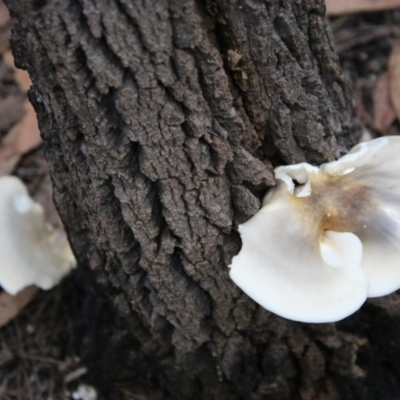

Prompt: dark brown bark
[6,0,400,399]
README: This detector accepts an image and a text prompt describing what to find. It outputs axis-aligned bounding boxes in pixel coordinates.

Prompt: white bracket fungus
[0,176,76,295]
[229,136,400,323]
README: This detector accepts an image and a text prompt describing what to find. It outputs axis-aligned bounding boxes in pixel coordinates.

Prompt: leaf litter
[326,0,400,16]
[389,44,400,120]
[0,4,103,399]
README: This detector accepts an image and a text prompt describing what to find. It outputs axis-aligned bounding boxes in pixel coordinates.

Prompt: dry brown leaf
[0,1,10,29]
[0,93,25,131]
[34,174,63,227]
[0,50,41,175]
[0,1,10,54]
[0,286,38,328]
[0,99,42,175]
[389,44,400,122]
[3,50,32,91]
[326,0,400,15]
[373,71,397,134]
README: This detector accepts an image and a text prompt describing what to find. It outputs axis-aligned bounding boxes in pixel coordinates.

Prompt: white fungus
[229,136,400,323]
[0,176,76,295]
[72,384,97,400]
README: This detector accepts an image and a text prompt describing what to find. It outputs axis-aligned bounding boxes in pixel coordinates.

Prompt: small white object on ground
[71,384,97,400]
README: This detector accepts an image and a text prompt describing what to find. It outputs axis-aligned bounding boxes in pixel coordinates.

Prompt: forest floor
[0,3,399,400]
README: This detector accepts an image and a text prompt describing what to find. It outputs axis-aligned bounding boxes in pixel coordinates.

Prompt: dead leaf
[373,71,397,134]
[0,1,10,54]
[34,174,63,227]
[0,99,42,175]
[326,0,400,15]
[0,1,10,30]
[0,286,38,328]
[3,50,31,92]
[64,367,88,383]
[0,93,25,132]
[389,44,400,122]
[0,50,41,174]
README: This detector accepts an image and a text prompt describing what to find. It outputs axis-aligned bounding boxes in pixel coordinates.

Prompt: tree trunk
[7,0,400,399]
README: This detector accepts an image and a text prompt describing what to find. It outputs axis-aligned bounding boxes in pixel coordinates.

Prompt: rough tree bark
[6,0,400,399]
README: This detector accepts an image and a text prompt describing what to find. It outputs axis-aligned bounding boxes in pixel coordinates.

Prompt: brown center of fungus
[291,173,373,235]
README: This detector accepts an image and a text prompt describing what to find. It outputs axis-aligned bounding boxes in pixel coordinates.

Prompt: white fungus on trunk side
[229,136,400,323]
[0,176,76,295]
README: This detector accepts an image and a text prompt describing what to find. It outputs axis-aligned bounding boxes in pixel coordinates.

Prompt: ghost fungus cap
[0,176,76,295]
[230,136,400,322]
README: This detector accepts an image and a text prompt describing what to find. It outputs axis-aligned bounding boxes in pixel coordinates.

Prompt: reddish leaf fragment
[0,94,25,132]
[3,50,31,91]
[373,72,397,134]
[0,1,10,29]
[34,174,63,227]
[389,45,400,122]
[0,100,42,175]
[326,0,400,15]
